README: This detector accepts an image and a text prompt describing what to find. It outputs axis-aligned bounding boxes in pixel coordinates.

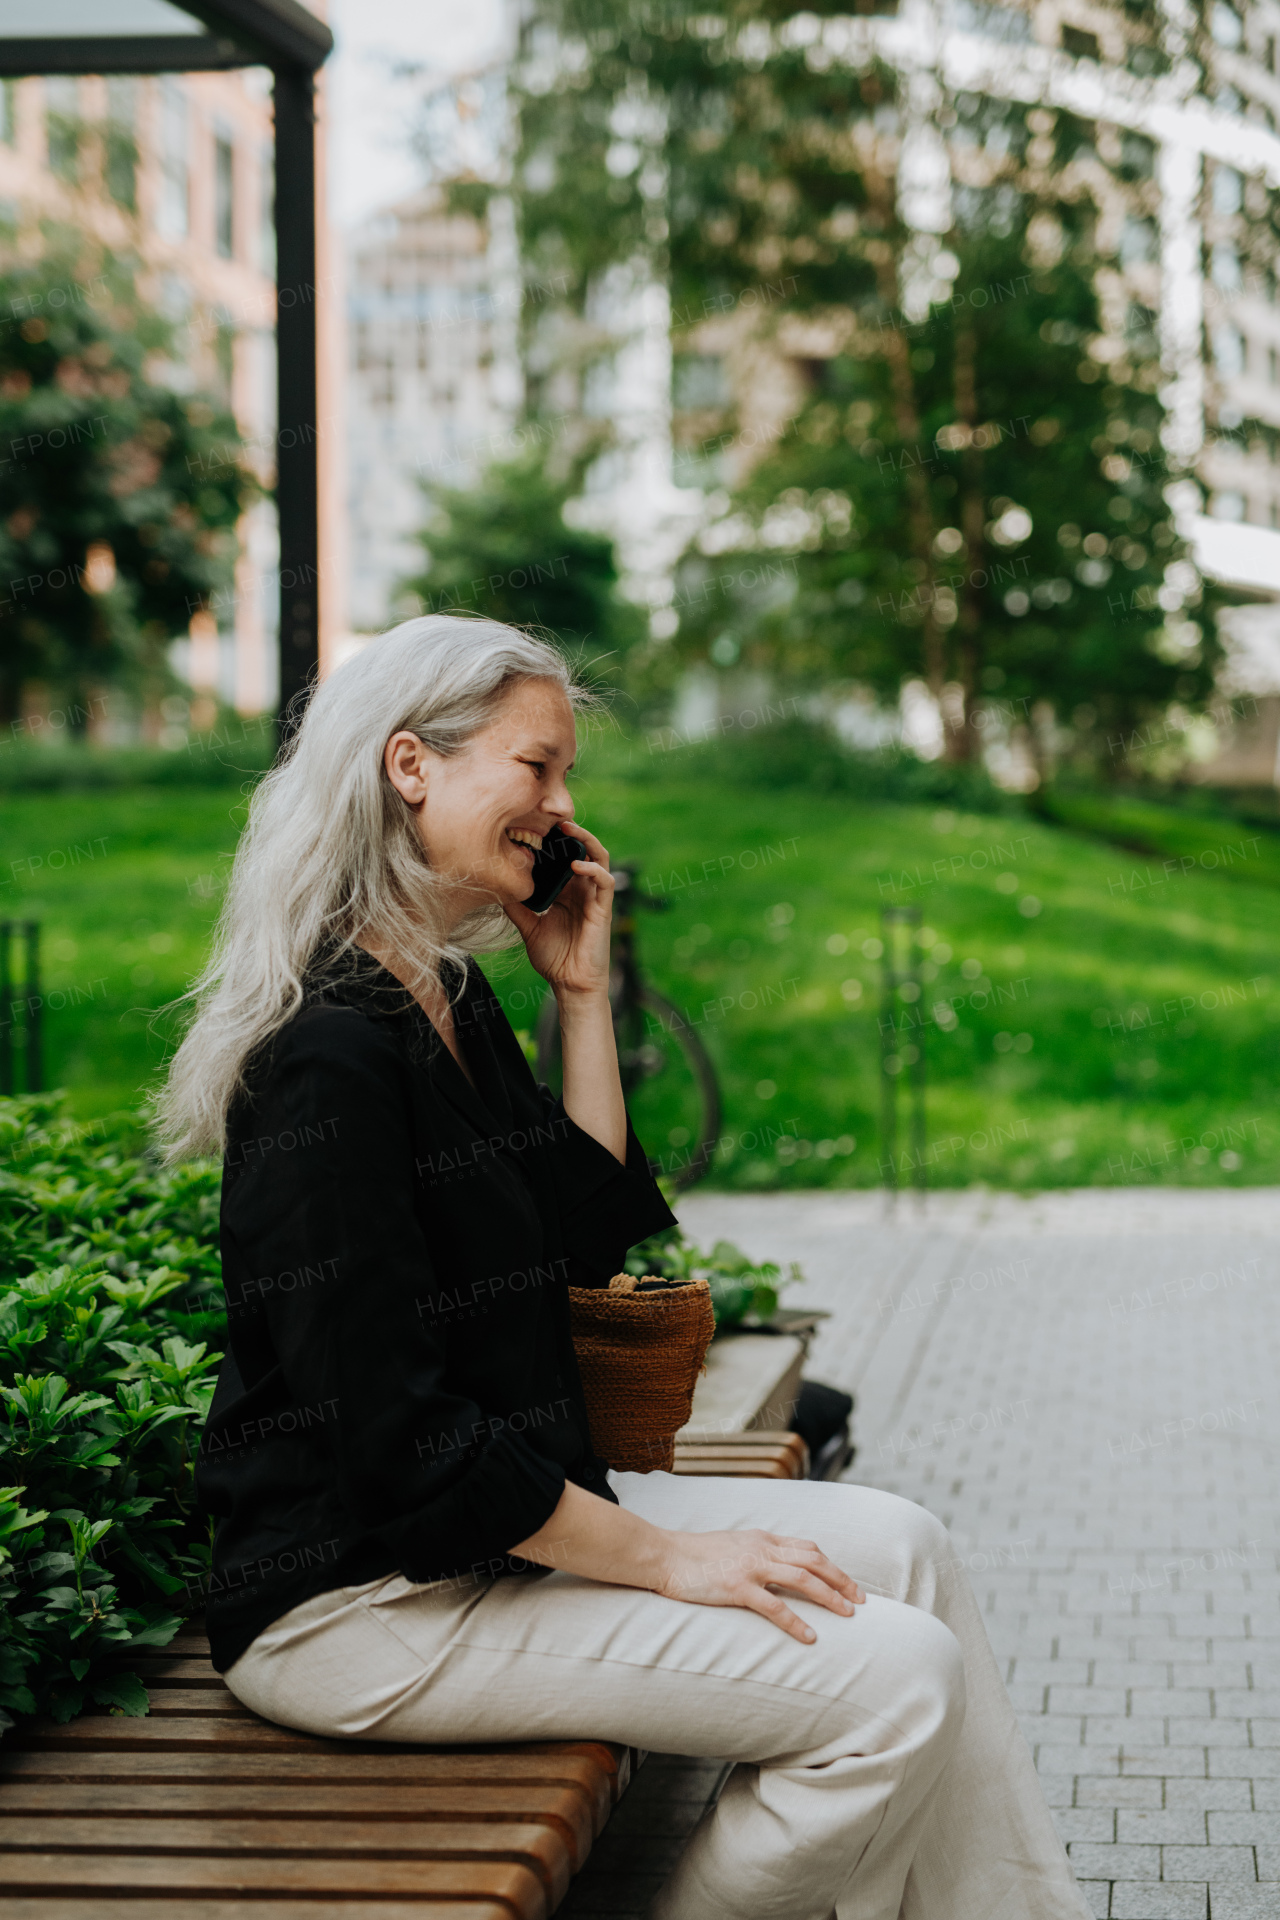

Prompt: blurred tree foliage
[490,3,1219,765]
[0,233,259,730]
[400,447,647,680]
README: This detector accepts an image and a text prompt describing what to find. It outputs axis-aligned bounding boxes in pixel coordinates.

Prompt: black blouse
[195,953,677,1672]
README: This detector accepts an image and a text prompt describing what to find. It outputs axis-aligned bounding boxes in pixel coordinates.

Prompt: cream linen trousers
[226,1472,1091,1920]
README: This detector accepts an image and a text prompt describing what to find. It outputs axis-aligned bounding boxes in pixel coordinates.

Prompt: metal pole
[0,922,11,1098]
[24,920,40,1093]
[880,906,925,1201]
[273,63,320,742]
[879,917,898,1195]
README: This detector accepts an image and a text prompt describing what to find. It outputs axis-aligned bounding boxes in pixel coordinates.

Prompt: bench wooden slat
[135,1662,228,1688]
[0,1854,548,1918]
[673,1431,808,1477]
[672,1456,797,1476]
[0,1752,614,1838]
[139,1692,253,1717]
[0,1819,570,1910]
[0,1905,512,1919]
[0,1783,591,1867]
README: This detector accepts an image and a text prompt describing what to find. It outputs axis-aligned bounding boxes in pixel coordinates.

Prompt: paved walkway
[660,1182,1280,1920]
[565,1188,1279,1920]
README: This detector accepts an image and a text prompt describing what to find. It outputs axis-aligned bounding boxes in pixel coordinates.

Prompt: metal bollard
[0,920,41,1095]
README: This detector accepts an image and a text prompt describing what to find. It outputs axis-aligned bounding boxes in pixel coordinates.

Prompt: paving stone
[1055,1809,1119,1843]
[1165,1781,1255,1812]
[1209,1816,1275,1846]
[1212,1750,1280,1777]
[1070,1845,1164,1880]
[1109,1884,1207,1919]
[1171,1719,1252,1748]
[1078,1778,1167,1809]
[1118,1812,1210,1846]
[1078,1881,1113,1918]
[1203,1892,1280,1919]
[1121,1749,1212,1777]
[1163,1846,1257,1883]
[1087,1717,1175,1747]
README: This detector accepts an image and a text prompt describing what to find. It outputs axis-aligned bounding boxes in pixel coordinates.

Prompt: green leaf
[90,1670,150,1716]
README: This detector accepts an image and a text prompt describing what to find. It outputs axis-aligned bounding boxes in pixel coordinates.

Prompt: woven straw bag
[568,1273,715,1473]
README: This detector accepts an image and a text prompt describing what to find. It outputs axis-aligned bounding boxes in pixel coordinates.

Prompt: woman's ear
[384,731,430,808]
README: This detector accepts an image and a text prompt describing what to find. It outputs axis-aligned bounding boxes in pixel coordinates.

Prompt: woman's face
[385,677,578,916]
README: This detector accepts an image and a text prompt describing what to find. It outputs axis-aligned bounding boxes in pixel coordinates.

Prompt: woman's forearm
[556,985,627,1164]
[511,1478,667,1585]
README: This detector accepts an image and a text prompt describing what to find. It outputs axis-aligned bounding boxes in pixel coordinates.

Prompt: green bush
[0,1094,223,1728]
[0,724,275,793]
[630,718,1019,812]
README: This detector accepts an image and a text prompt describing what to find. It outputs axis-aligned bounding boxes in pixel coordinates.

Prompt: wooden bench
[0,1432,807,1918]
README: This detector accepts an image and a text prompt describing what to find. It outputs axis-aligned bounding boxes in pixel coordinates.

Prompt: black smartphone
[526,824,588,913]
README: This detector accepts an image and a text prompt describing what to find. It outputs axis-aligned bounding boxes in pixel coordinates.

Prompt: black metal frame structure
[0,1,334,732]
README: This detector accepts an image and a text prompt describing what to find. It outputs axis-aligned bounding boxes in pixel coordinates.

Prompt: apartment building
[344,187,522,632]
[664,0,1280,728]
[0,67,280,722]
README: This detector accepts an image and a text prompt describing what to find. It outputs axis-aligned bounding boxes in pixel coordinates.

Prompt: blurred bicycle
[535,862,722,1189]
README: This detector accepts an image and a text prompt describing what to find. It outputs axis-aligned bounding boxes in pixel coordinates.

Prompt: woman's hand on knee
[653,1529,866,1644]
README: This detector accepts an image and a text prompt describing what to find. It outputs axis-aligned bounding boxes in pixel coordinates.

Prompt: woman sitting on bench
[161,615,1091,1920]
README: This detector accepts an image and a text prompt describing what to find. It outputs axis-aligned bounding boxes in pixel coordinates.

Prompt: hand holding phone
[527,824,588,913]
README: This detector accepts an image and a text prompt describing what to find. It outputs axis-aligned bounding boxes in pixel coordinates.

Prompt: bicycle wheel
[534,986,722,1190]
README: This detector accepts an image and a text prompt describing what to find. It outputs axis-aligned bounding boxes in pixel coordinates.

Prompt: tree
[400,447,647,678]
[500,4,1219,766]
[0,233,257,730]
[675,214,1218,766]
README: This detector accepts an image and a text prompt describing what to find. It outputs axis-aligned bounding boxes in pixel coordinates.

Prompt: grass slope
[0,748,1276,1189]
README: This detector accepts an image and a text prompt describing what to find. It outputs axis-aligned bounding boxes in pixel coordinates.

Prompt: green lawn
[2,747,1277,1189]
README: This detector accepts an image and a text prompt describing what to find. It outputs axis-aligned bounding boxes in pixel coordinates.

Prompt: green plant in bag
[624,1226,801,1329]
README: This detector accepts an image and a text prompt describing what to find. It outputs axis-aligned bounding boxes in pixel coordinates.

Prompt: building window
[1213,490,1247,520]
[1062,24,1101,59]
[1213,323,1246,376]
[158,79,189,240]
[1211,1,1243,48]
[1211,240,1242,291]
[214,132,234,259]
[673,354,732,410]
[1216,84,1243,115]
[105,77,137,210]
[1119,132,1155,179]
[215,320,235,401]
[1212,165,1244,215]
[44,76,80,182]
[944,0,1032,42]
[1120,216,1158,267]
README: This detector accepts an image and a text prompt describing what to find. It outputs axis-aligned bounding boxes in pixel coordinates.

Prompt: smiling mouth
[506,828,544,858]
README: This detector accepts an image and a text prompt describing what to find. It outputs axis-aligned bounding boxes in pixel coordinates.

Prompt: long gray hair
[157,614,589,1161]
